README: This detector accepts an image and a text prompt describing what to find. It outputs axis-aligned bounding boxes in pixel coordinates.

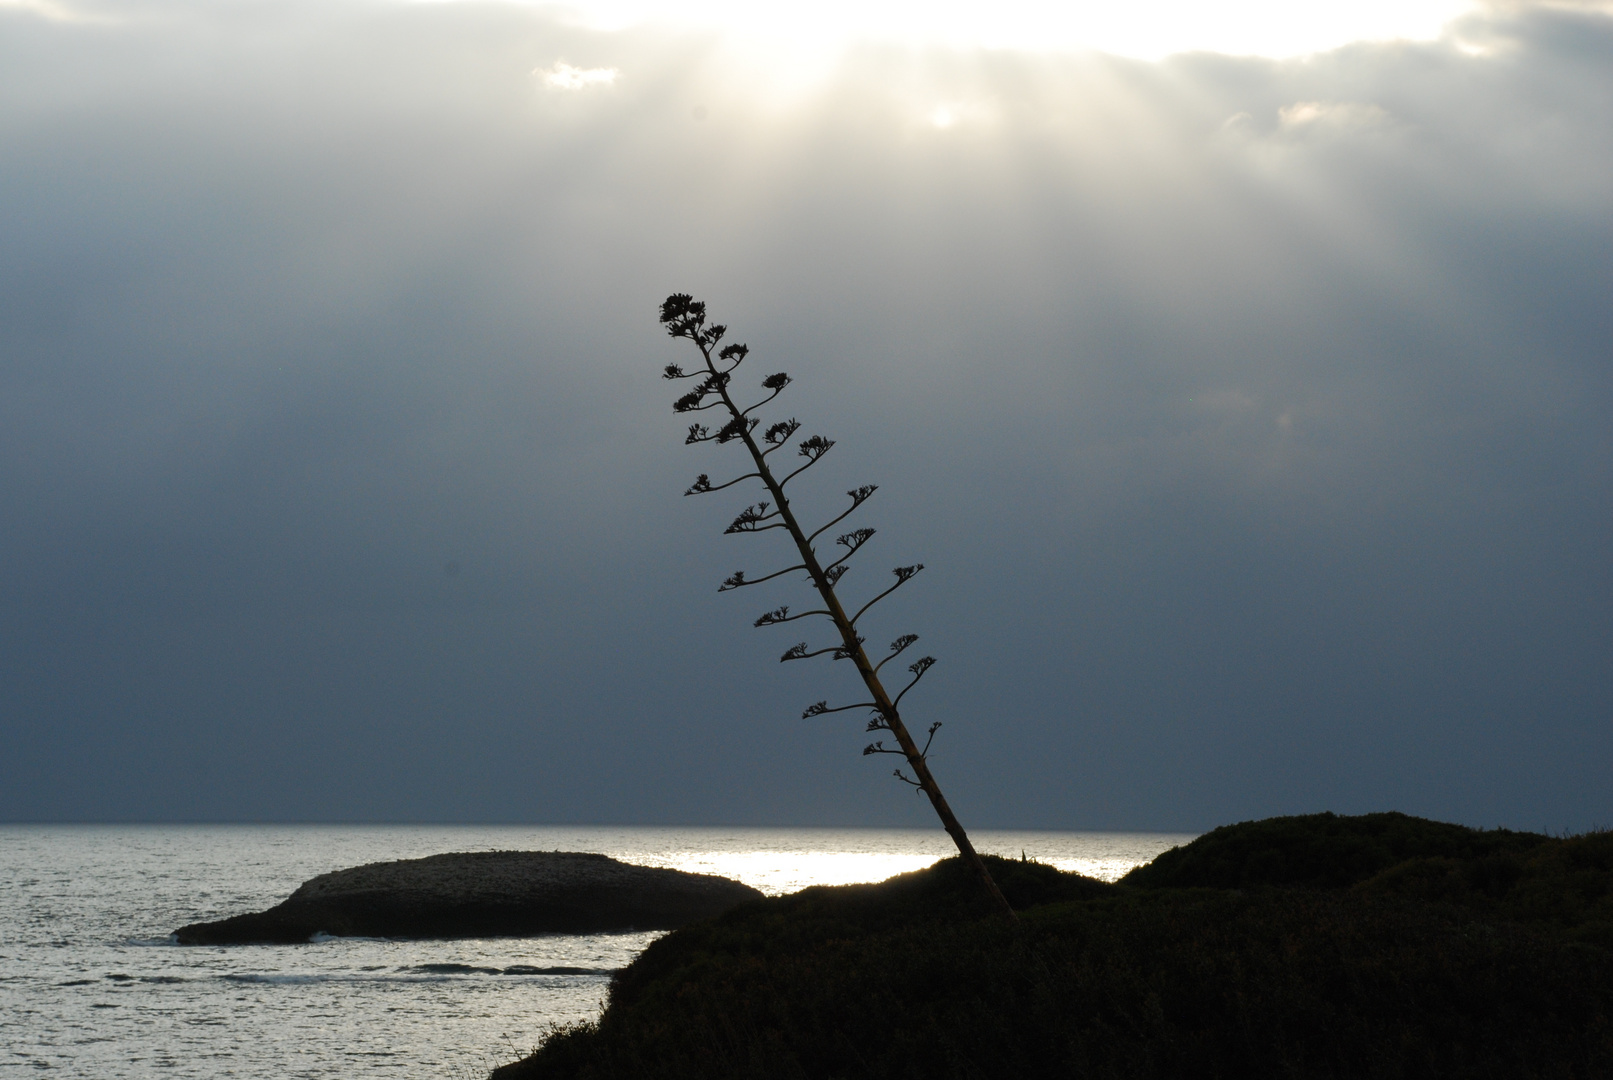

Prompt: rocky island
[173,850,763,944]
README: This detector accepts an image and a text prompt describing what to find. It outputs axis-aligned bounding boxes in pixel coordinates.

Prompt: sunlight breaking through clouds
[0,0,108,22]
[921,101,992,131]
[1277,101,1392,133]
[2,0,1610,832]
[536,61,619,89]
[458,0,1481,60]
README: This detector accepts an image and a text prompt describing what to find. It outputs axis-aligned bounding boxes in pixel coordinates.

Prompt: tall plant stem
[692,336,1016,921]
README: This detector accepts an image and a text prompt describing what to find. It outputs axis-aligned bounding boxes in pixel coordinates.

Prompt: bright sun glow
[513,0,1477,60]
[536,61,619,89]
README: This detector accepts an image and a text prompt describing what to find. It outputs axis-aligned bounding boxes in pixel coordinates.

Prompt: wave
[397,963,617,976]
[217,965,617,986]
[121,935,182,948]
[402,963,503,975]
[222,973,359,985]
[219,972,483,986]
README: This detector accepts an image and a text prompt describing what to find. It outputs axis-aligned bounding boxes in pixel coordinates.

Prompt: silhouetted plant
[658,294,1013,919]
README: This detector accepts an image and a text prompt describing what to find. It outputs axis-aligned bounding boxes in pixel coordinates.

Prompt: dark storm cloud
[1,0,1607,830]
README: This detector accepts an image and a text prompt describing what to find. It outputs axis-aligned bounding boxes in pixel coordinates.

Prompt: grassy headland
[494,813,1613,1079]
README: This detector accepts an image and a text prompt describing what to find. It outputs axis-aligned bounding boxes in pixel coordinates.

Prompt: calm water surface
[0,825,1192,1078]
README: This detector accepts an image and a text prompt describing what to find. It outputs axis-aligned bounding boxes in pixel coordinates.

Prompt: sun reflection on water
[613,830,1193,895]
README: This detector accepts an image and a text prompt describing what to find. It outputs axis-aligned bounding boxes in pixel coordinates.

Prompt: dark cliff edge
[495,813,1613,1080]
[173,851,764,944]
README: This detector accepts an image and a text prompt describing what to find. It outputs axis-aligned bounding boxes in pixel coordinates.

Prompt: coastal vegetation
[494,812,1613,1079]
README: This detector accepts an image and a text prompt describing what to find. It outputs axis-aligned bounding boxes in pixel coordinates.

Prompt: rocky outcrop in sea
[173,850,763,944]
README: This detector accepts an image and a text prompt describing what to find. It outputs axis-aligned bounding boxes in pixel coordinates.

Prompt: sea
[0,825,1194,1079]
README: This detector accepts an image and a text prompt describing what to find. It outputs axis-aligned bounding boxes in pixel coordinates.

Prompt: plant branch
[849,565,925,627]
[781,634,865,662]
[779,436,834,487]
[738,374,791,415]
[760,419,802,457]
[686,472,760,496]
[801,700,879,718]
[718,564,808,592]
[725,502,786,534]
[780,642,839,662]
[807,485,878,543]
[873,634,919,675]
[892,656,936,709]
[754,605,834,627]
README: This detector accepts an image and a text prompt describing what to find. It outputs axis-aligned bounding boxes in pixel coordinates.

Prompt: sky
[1,0,1608,832]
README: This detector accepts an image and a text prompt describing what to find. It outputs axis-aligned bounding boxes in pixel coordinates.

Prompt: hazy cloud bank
[1,0,1608,829]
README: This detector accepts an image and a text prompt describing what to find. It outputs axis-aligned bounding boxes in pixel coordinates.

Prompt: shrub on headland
[494,813,1613,1080]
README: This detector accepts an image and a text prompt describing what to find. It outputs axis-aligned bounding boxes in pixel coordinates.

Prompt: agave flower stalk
[659,294,1013,919]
